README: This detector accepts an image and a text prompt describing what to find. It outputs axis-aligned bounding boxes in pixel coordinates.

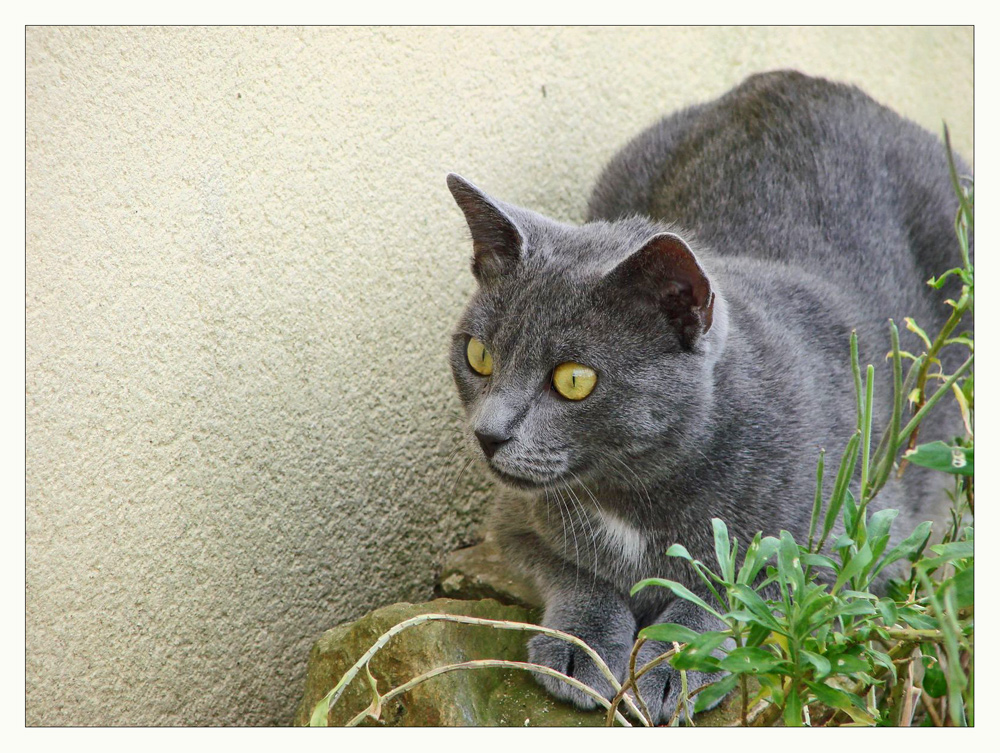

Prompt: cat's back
[587,70,964,324]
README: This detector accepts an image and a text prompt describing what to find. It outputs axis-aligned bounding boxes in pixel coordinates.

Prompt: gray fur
[446,71,968,723]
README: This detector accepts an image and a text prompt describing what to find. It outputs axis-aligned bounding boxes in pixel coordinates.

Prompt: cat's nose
[475,429,511,459]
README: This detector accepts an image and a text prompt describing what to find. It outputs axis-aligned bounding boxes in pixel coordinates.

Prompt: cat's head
[447,174,725,492]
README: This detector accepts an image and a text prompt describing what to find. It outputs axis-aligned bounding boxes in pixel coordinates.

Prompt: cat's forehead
[471,268,592,332]
[464,218,653,331]
[469,263,643,364]
[523,215,659,276]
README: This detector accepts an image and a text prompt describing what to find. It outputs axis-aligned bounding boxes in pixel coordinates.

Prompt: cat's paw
[633,640,730,725]
[527,626,633,710]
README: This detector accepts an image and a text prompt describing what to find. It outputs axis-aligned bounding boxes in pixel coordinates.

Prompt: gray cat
[446,71,967,723]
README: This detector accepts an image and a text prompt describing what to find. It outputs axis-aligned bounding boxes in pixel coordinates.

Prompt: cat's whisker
[556,487,577,584]
[604,449,654,506]
[553,485,583,596]
[447,456,477,498]
[563,473,603,604]
[601,449,657,524]
[444,440,471,467]
[547,485,571,579]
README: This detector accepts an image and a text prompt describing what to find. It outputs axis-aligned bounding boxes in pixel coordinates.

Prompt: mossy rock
[294,598,607,726]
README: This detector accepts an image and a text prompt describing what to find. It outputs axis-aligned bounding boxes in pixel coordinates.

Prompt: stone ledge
[434,533,543,611]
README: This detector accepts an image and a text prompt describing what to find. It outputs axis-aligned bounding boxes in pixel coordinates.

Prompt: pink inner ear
[612,233,715,341]
[651,234,712,311]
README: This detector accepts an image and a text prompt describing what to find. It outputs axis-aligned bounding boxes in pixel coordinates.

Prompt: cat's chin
[489,466,562,491]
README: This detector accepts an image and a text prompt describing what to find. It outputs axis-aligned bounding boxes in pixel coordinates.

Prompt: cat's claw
[527,632,631,710]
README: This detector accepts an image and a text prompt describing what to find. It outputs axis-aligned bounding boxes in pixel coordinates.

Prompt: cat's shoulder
[587,70,939,223]
[708,70,895,136]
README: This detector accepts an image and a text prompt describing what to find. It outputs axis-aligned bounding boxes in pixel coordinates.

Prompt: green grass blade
[858,364,875,516]
[819,432,861,551]
[851,331,863,431]
[712,518,735,584]
[808,450,825,552]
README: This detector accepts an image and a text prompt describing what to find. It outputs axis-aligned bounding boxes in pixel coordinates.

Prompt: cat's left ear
[604,232,715,348]
[447,174,525,283]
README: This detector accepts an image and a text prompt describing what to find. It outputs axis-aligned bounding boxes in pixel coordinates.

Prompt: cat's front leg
[527,586,636,710]
[633,597,733,725]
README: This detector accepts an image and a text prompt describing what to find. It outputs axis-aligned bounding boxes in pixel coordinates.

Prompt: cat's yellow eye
[466,336,493,376]
[552,362,597,401]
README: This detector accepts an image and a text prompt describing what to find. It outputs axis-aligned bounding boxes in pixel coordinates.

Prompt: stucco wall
[26,26,972,726]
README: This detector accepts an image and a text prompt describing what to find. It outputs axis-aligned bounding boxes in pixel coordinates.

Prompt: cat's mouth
[485,454,572,490]
[489,466,557,490]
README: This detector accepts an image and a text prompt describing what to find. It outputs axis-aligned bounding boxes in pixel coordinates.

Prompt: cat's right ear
[447,174,524,283]
[603,232,715,349]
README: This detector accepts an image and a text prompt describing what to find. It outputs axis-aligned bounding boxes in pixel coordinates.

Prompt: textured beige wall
[26,26,972,726]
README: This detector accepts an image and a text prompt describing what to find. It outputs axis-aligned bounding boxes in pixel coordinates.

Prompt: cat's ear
[605,232,715,348]
[447,174,524,283]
